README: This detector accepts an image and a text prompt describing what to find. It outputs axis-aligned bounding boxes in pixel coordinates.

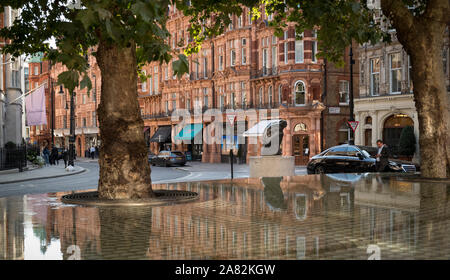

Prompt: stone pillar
[283,118,292,156]
[372,111,379,146]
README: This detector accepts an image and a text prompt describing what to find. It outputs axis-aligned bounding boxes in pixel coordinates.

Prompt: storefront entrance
[293,134,310,165]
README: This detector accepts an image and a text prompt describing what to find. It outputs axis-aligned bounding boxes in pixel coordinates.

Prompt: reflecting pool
[1,173,449,260]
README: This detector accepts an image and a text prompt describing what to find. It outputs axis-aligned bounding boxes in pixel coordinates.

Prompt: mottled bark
[95,40,153,199]
[381,0,450,178]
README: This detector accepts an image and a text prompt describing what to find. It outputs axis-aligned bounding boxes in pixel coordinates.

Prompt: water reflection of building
[1,174,448,260]
[0,196,25,260]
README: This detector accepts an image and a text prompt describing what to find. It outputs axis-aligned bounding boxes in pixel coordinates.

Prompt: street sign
[227,114,237,126]
[347,121,359,132]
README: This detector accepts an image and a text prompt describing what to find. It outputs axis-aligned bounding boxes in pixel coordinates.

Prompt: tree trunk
[381,0,450,178]
[95,40,153,199]
[408,34,450,178]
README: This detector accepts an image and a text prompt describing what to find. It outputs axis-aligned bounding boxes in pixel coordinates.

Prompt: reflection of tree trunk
[381,0,450,178]
[95,39,153,199]
[99,207,152,260]
[418,183,449,258]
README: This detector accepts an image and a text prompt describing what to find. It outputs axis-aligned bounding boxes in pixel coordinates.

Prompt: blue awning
[174,123,203,141]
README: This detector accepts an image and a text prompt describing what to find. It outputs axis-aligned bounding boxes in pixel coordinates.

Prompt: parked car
[306,144,418,174]
[152,150,186,167]
[148,151,157,164]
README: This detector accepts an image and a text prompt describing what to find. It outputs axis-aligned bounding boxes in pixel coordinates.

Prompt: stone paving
[1,172,449,260]
[0,164,85,184]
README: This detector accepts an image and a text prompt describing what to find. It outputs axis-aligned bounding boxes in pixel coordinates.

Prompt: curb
[0,167,87,185]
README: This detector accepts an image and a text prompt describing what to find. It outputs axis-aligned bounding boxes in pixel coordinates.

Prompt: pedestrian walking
[62,148,68,168]
[50,145,58,165]
[375,139,389,172]
[90,146,95,159]
[42,145,50,166]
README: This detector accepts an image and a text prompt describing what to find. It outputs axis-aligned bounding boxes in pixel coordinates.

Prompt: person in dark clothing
[42,145,50,166]
[375,139,389,172]
[62,148,69,168]
[50,145,59,165]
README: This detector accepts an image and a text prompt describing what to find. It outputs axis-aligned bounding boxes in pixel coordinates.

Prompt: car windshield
[172,152,184,156]
[361,150,371,158]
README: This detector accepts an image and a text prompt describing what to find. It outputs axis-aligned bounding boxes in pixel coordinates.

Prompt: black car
[148,151,157,164]
[306,144,417,174]
[152,151,186,167]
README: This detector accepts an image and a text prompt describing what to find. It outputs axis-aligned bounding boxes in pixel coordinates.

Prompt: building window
[370,58,380,96]
[165,66,168,81]
[408,55,413,91]
[142,70,147,92]
[278,85,282,103]
[220,95,225,110]
[230,49,236,66]
[219,54,224,70]
[259,87,263,106]
[203,57,208,78]
[186,99,191,110]
[165,101,169,113]
[311,40,317,63]
[82,94,86,104]
[153,66,159,93]
[238,15,242,28]
[203,88,208,108]
[294,81,306,105]
[339,80,349,104]
[365,116,372,125]
[268,86,273,106]
[34,66,39,75]
[63,115,67,129]
[262,48,268,75]
[241,82,246,107]
[284,41,288,64]
[295,38,304,63]
[92,111,96,127]
[272,46,277,71]
[83,117,87,127]
[389,53,402,94]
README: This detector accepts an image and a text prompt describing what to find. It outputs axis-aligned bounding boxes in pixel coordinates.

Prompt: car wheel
[315,165,326,174]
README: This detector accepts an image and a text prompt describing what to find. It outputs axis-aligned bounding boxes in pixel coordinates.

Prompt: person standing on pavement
[375,139,389,172]
[42,145,50,166]
[50,145,59,165]
[62,147,68,168]
[90,146,95,159]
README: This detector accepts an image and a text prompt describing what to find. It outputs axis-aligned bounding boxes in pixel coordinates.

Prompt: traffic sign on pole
[227,114,237,126]
[347,121,359,132]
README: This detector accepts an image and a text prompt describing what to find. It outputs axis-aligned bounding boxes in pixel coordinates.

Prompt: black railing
[0,144,27,171]
[251,67,278,79]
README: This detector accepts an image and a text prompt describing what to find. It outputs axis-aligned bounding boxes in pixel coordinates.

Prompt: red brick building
[48,5,359,161]
[27,53,53,148]
[139,5,359,164]
[51,53,101,157]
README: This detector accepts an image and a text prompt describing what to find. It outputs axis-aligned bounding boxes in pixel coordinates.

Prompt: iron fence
[0,144,28,171]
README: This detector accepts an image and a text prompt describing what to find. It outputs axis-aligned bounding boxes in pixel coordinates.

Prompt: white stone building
[0,7,26,147]
[354,4,450,162]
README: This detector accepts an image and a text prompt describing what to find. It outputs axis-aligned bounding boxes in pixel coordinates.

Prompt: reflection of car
[306,144,417,174]
[152,151,186,167]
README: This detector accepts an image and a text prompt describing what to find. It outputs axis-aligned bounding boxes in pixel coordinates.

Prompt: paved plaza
[1,172,449,260]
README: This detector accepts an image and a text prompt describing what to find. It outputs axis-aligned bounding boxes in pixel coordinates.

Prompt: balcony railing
[251,67,278,79]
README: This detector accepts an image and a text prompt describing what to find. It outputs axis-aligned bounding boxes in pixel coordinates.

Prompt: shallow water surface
[1,173,449,260]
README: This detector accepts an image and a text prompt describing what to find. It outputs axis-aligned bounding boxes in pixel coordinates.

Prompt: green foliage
[0,0,188,92]
[398,126,416,156]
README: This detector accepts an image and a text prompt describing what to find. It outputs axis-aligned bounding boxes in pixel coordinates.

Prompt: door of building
[364,129,372,146]
[293,134,310,165]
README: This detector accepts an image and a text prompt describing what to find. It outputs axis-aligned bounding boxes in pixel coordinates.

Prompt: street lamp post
[69,90,76,166]
[348,45,355,145]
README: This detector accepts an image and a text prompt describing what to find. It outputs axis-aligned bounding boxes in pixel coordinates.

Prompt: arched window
[294,123,307,132]
[294,81,306,105]
[268,86,273,107]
